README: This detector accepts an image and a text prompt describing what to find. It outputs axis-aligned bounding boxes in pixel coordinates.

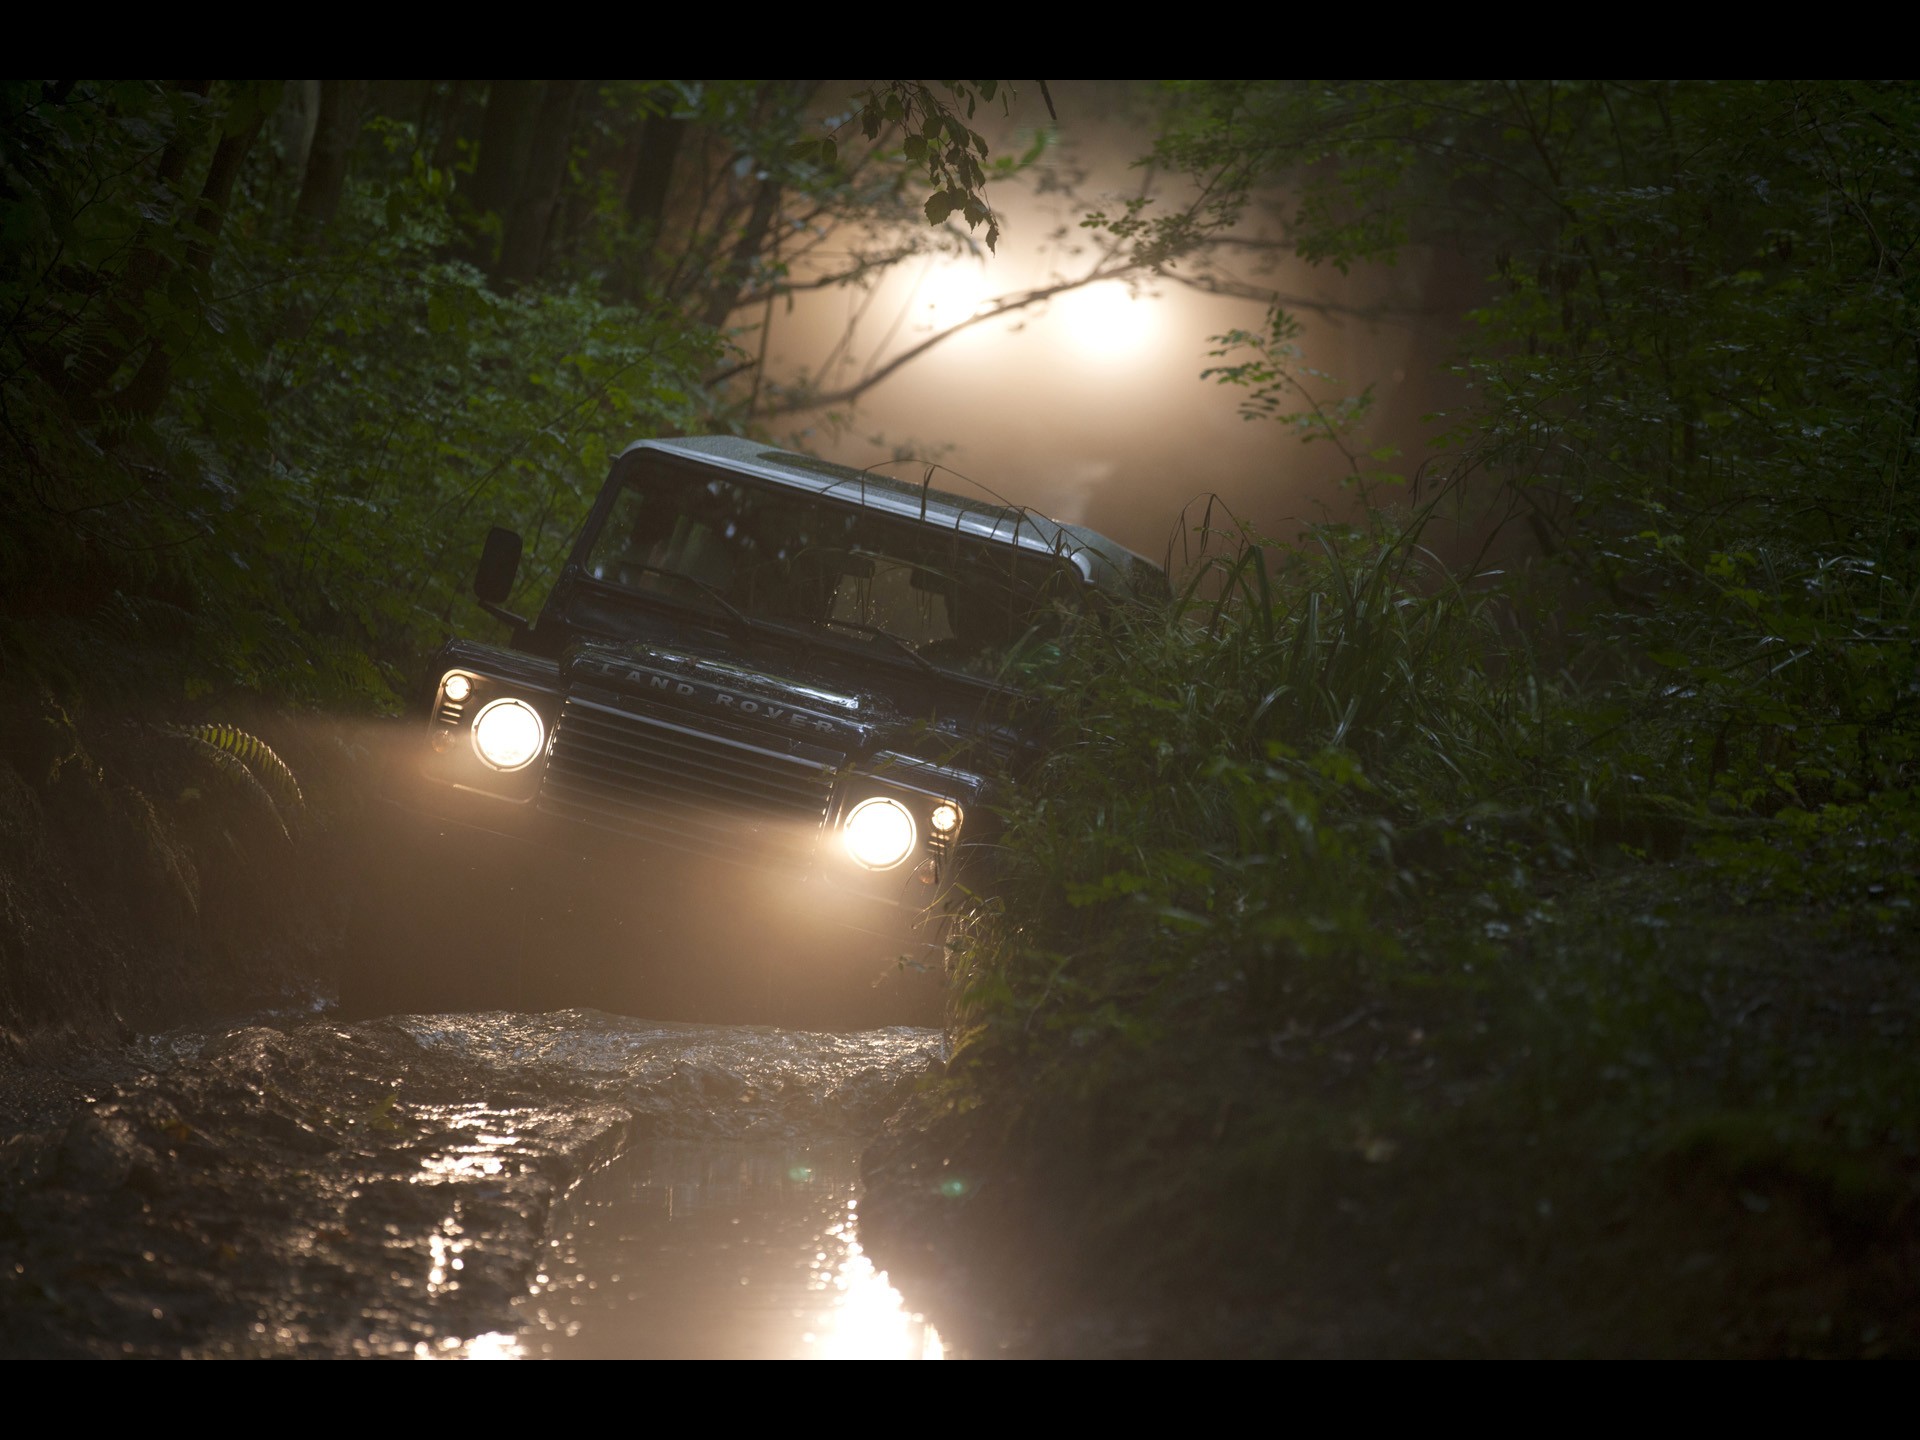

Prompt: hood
[563,639,1035,767]
[566,640,883,752]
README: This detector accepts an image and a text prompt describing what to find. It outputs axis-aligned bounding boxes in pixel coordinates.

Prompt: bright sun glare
[1056,281,1155,356]
[915,264,989,331]
[910,266,1155,361]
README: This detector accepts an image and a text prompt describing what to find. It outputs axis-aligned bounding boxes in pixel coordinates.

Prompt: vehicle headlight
[442,673,472,702]
[843,796,917,870]
[471,698,545,771]
[930,802,961,835]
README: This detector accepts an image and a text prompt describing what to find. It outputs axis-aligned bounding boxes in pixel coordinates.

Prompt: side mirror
[475,526,523,604]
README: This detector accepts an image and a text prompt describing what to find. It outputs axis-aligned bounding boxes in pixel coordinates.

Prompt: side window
[587,488,659,584]
[586,480,740,596]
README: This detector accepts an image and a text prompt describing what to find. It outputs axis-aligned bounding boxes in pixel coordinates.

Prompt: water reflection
[514,1138,946,1359]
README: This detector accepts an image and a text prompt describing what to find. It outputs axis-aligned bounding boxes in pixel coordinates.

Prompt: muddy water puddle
[0,1007,948,1359]
[394,1010,948,1360]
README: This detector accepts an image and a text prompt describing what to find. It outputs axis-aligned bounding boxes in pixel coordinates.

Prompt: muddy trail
[0,1012,943,1358]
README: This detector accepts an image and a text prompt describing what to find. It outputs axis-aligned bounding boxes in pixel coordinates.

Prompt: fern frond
[156,723,304,843]
[177,723,305,816]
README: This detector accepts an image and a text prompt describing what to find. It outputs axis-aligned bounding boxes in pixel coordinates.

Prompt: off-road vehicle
[341,436,1166,1024]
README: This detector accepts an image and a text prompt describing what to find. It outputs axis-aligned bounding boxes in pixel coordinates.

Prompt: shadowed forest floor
[861,859,1920,1357]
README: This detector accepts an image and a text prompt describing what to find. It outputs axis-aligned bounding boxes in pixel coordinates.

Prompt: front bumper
[387,766,954,959]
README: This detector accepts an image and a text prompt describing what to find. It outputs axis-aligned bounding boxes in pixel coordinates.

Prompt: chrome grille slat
[538,697,837,862]
[558,714,830,812]
[559,713,827,808]
[548,750,807,819]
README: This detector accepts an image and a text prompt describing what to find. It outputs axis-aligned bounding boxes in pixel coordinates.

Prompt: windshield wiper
[774,615,941,676]
[619,564,755,634]
[609,566,944,678]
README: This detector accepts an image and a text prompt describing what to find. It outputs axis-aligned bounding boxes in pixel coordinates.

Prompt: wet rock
[0,1132,55,1191]
[199,1025,306,1078]
[53,1111,150,1192]
[251,1106,339,1156]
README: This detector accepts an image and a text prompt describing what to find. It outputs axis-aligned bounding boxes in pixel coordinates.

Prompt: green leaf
[925,191,957,225]
[426,292,458,333]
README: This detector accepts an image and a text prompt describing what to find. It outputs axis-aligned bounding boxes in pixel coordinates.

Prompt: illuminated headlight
[470,698,545,771]
[930,802,961,835]
[442,673,472,702]
[842,796,917,870]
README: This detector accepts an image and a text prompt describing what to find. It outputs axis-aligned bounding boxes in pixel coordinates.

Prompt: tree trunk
[460,80,539,269]
[496,80,583,285]
[114,113,266,422]
[294,79,365,231]
[628,115,686,233]
[278,81,320,189]
[65,80,211,404]
[701,176,782,328]
[555,84,615,271]
[430,79,470,173]
[625,112,686,292]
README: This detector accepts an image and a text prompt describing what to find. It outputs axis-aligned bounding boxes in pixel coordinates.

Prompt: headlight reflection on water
[420,1331,526,1359]
[509,1138,947,1360]
[803,1210,944,1360]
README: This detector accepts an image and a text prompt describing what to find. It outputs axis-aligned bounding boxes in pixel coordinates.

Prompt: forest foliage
[0,79,1022,707]
[4,79,1912,1002]
[5,80,1919,1347]
[925,83,1920,1326]
[957,78,1920,1023]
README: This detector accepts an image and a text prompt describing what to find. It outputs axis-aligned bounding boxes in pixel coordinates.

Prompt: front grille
[538,697,838,865]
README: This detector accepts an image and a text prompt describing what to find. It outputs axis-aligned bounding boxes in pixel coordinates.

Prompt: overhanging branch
[761,263,1133,415]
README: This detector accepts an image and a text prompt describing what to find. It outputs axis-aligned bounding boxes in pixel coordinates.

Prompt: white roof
[621,436,1165,599]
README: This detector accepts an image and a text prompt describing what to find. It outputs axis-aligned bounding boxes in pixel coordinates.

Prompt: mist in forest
[761,82,1477,565]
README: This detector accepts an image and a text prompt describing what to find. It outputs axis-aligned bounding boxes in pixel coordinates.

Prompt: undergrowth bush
[0,85,720,711]
[950,501,1599,1055]
[949,502,1918,1098]
[948,80,1920,1088]
[0,690,332,1043]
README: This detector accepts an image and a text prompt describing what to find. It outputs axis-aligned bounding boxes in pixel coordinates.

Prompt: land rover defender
[340,435,1166,1024]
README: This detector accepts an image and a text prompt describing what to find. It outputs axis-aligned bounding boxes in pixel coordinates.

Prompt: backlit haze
[760,82,1474,567]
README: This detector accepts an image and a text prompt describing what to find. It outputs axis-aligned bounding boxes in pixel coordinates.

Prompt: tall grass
[949,502,1595,1052]
[948,468,1920,1072]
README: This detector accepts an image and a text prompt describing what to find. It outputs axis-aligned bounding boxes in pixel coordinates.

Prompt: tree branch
[762,263,1130,415]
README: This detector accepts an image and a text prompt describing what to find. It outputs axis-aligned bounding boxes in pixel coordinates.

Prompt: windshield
[581,469,1083,679]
